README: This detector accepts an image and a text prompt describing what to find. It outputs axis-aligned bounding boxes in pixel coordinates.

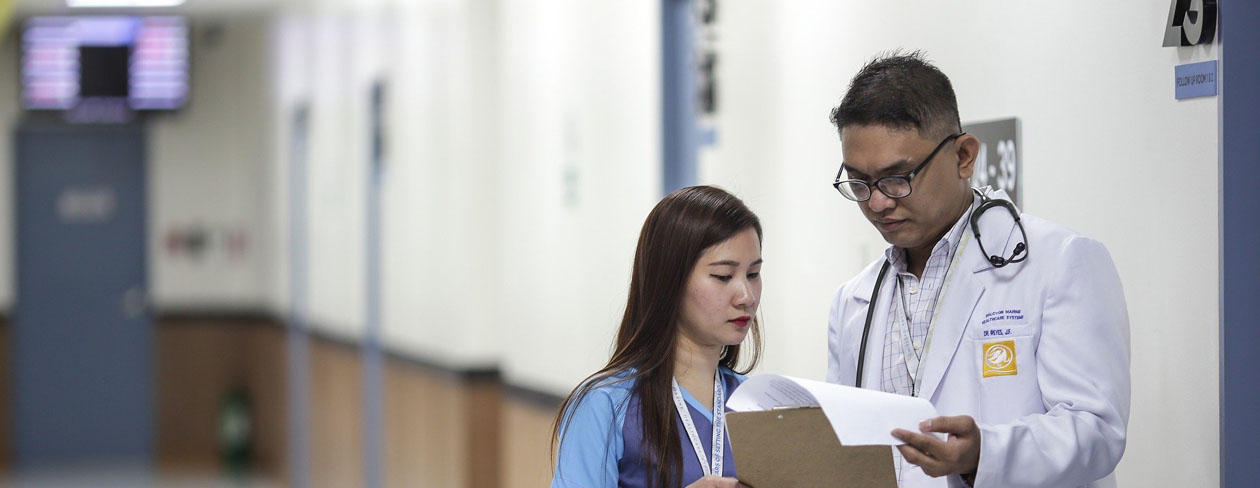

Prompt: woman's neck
[673,335,723,410]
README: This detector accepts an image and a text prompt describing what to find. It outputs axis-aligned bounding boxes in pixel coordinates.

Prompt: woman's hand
[684,475,749,488]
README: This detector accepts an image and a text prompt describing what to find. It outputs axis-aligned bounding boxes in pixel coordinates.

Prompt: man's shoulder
[986,188,1101,251]
[1019,212,1109,254]
[1021,212,1076,237]
[1011,212,1118,279]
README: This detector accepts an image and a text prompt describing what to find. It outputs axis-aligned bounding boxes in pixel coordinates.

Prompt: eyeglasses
[833,132,966,202]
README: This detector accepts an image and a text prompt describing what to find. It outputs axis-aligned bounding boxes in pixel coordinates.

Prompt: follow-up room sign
[1175,60,1217,100]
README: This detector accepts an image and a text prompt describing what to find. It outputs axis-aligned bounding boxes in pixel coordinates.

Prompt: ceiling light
[67,0,186,7]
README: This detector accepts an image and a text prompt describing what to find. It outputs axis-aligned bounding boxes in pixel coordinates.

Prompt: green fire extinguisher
[218,386,253,474]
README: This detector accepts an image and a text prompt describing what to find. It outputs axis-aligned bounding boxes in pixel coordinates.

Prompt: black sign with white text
[964,118,1021,208]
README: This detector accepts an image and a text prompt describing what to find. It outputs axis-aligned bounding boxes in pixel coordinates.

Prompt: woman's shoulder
[553,371,637,487]
[568,369,638,412]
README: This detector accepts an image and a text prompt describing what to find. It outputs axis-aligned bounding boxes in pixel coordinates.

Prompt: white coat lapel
[916,244,987,402]
[915,187,1021,400]
[851,264,896,389]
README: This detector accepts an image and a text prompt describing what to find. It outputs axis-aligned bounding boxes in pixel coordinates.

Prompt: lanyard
[671,372,725,477]
[894,231,971,397]
[893,277,924,384]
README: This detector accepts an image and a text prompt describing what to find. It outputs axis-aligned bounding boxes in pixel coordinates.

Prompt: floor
[0,465,281,488]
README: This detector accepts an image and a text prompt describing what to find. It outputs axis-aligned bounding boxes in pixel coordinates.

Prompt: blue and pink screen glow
[22,16,189,111]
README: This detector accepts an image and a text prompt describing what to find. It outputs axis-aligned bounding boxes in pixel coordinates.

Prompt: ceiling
[12,0,293,15]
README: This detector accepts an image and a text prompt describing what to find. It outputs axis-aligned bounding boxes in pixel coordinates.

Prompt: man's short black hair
[829,50,961,139]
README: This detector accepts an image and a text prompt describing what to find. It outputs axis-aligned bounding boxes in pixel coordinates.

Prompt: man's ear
[956,134,980,180]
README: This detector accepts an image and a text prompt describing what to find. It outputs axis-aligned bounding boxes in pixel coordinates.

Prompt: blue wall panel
[1219,1,1260,485]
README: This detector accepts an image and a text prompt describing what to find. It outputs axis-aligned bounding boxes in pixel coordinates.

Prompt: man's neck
[904,194,972,279]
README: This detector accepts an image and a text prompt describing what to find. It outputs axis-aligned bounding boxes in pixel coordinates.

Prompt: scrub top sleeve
[551,388,624,488]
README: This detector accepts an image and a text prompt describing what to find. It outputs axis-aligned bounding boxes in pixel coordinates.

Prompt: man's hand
[891,415,981,478]
[684,475,749,488]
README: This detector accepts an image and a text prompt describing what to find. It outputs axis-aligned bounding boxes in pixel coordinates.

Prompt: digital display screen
[22,16,189,111]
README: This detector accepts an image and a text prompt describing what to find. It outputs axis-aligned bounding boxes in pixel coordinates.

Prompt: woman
[551,186,762,488]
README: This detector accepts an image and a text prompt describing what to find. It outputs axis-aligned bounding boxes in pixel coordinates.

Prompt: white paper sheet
[727,374,939,446]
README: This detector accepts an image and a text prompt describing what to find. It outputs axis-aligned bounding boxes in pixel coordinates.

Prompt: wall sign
[963,118,1021,208]
[694,0,719,149]
[1163,0,1217,46]
[57,186,116,223]
[1175,60,1217,99]
[163,223,250,261]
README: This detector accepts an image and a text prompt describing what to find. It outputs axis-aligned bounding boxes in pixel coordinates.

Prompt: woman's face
[677,228,763,351]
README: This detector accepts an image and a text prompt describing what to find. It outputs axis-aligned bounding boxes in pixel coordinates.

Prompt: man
[825,51,1130,488]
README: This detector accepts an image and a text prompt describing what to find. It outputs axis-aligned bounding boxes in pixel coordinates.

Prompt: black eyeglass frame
[832,132,967,202]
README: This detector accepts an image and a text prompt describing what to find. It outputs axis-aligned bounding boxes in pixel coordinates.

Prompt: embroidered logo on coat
[982,340,1018,377]
[980,308,1027,327]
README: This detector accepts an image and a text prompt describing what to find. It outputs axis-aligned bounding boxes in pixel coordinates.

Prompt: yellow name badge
[982,340,1018,377]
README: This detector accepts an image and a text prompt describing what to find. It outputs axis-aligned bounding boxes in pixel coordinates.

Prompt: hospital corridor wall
[0,1,1248,486]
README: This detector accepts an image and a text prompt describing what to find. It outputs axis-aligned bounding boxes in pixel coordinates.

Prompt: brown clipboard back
[727,407,897,488]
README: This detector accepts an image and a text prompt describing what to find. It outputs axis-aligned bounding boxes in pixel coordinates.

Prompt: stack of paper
[727,374,940,446]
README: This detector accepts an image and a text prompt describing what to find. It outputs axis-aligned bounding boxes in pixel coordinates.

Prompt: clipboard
[727,407,897,488]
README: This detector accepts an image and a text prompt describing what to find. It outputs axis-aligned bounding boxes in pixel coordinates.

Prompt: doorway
[14,124,151,469]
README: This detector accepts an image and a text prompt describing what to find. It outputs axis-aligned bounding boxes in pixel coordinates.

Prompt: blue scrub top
[551,367,746,488]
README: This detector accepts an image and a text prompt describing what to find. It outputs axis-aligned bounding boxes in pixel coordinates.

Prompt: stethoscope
[854,188,1029,388]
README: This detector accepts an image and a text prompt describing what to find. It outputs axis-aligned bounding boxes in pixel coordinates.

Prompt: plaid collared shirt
[880,196,978,482]
[879,196,977,397]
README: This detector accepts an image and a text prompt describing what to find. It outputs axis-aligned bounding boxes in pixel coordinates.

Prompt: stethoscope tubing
[853,190,1027,388]
[855,260,893,388]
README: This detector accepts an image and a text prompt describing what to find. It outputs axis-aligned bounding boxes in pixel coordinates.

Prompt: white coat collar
[851,258,888,304]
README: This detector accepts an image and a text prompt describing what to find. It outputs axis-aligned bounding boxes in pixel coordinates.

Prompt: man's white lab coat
[827,192,1130,488]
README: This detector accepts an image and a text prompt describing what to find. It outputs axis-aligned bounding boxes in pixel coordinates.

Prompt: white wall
[270,0,509,364]
[264,0,659,383]
[699,2,1219,486]
[374,0,504,367]
[269,0,659,381]
[495,0,661,394]
[296,7,369,340]
[148,15,278,311]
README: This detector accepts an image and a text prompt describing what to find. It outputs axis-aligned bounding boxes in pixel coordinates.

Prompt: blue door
[14,125,152,468]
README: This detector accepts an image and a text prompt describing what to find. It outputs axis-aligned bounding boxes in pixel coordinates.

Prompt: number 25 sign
[1163,0,1217,47]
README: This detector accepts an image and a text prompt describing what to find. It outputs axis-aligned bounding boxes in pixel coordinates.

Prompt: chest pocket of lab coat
[968,324,1042,423]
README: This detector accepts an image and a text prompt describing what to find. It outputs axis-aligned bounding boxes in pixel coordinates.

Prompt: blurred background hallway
[0,0,1255,486]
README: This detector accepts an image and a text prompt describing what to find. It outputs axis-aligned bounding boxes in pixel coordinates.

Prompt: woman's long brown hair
[551,185,763,487]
